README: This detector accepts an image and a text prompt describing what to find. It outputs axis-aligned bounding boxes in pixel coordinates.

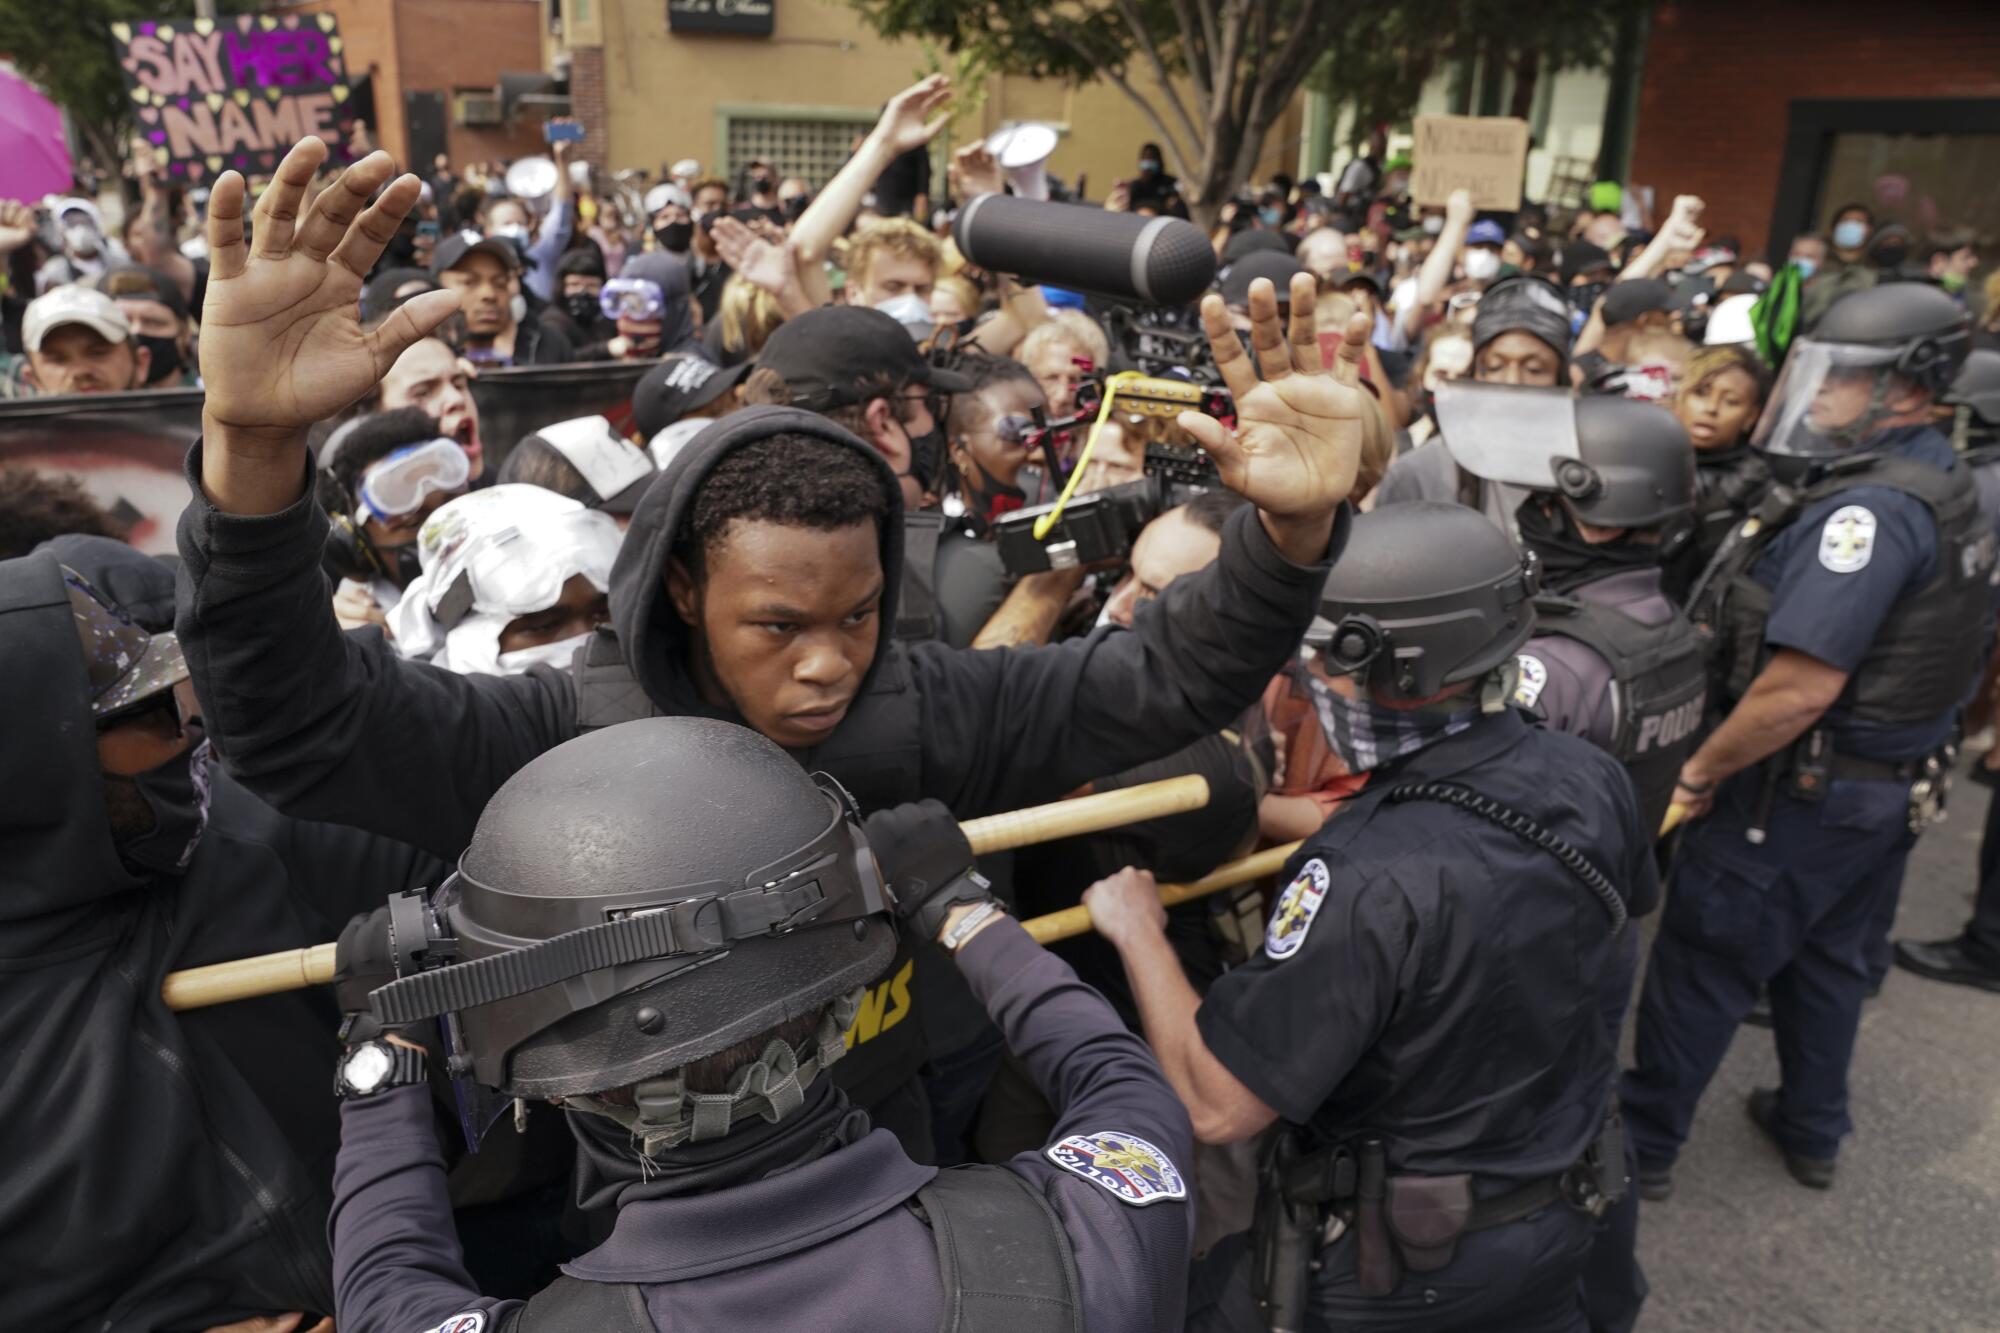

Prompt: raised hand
[1179,270,1373,563]
[200,138,460,445]
[0,200,36,255]
[950,143,1004,201]
[711,214,806,314]
[872,75,953,157]
[1444,187,1475,230]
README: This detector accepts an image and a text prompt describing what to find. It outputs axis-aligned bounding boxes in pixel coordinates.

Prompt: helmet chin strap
[563,989,862,1157]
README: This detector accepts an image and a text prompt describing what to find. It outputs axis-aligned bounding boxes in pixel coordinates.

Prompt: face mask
[565,291,605,326]
[1463,248,1502,282]
[1301,673,1479,775]
[902,417,947,493]
[1422,215,1445,237]
[64,223,101,257]
[509,293,529,326]
[385,229,419,266]
[1259,206,1284,227]
[491,223,530,246]
[1140,159,1162,175]
[1940,271,1968,295]
[655,220,693,253]
[750,174,775,194]
[136,333,182,384]
[114,738,214,877]
[1832,220,1868,250]
[782,195,810,222]
[1791,257,1818,281]
[1871,243,1909,271]
[875,292,934,342]
[1570,281,1608,320]
[496,630,594,674]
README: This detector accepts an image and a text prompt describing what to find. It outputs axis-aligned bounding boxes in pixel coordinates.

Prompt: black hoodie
[0,538,445,1332]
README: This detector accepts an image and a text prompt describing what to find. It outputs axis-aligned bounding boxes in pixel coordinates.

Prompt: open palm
[1179,272,1373,519]
[200,139,459,437]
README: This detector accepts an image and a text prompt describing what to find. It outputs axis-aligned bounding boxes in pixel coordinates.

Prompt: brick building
[1627,0,2000,262]
[285,0,549,170]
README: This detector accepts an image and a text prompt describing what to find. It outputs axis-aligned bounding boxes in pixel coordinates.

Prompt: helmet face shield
[1436,382,1582,491]
[1753,339,1908,459]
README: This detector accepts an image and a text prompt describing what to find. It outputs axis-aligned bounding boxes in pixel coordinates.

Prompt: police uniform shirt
[1196,709,1657,1185]
[1751,428,1957,760]
[1514,568,1684,752]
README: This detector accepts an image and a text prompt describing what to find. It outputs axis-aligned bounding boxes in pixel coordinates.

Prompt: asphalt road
[1631,770,2000,1332]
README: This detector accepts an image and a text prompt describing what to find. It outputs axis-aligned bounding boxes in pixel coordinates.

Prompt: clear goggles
[357,438,471,524]
[600,276,666,322]
[1753,339,1905,460]
[425,507,621,627]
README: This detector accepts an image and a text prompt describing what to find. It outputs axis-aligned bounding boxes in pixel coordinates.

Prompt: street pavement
[1631,769,2000,1332]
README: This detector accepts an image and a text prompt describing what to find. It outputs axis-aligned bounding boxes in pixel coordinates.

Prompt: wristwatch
[335,1039,429,1099]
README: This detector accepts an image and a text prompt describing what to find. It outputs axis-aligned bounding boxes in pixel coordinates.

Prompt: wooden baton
[1021,839,1305,946]
[160,774,1213,1012]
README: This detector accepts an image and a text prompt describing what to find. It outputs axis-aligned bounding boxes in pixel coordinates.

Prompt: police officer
[1893,346,2000,993]
[1624,283,1984,1195]
[1439,386,1706,834]
[1372,273,1577,527]
[1087,503,1658,1331]
[328,717,1195,1333]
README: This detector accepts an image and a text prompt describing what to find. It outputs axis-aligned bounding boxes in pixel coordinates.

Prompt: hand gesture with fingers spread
[200,138,461,444]
[1180,270,1373,562]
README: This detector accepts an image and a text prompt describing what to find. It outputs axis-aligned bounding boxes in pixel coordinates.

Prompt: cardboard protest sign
[1411,115,1530,213]
[111,13,356,181]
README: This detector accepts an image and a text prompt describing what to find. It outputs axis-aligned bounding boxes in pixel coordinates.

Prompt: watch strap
[908,868,998,942]
[336,1041,430,1099]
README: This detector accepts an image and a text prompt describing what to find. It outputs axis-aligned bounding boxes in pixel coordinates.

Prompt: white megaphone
[985,122,1059,202]
[504,155,560,202]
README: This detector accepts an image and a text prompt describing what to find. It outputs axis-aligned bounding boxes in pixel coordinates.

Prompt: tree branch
[1164,0,1212,109]
[1048,27,1193,177]
[1109,0,1203,161]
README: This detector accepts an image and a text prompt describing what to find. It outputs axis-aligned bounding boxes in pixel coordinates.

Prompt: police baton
[1020,840,1306,945]
[160,775,1214,1012]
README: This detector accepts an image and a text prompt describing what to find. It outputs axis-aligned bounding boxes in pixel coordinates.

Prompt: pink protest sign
[111,13,356,180]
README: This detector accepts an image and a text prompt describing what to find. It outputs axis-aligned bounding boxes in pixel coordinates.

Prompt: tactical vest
[1692,454,1996,727]
[1530,592,1708,835]
[1690,449,1771,573]
[899,511,947,643]
[494,1165,1082,1333]
[572,625,928,1109]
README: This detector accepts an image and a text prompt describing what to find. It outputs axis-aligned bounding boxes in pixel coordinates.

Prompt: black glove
[334,903,428,1046]
[864,799,996,942]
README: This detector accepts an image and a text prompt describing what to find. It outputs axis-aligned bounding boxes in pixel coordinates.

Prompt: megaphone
[503,155,559,202]
[985,122,1060,202]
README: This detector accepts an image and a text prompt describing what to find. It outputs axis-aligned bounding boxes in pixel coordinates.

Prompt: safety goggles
[357,438,471,525]
[600,276,666,322]
[995,412,1042,446]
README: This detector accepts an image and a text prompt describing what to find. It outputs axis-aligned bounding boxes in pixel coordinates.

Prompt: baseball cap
[64,565,187,718]
[755,306,974,411]
[515,415,657,514]
[430,229,522,278]
[100,265,191,321]
[1466,220,1507,248]
[23,286,132,353]
[644,182,692,215]
[1600,278,1674,327]
[1219,250,1307,309]
[633,352,753,439]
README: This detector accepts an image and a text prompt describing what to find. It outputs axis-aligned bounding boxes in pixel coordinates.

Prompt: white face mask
[1463,248,1502,282]
[491,223,531,245]
[875,292,934,343]
[1422,215,1445,237]
[64,223,101,257]
[510,293,529,326]
[496,630,593,674]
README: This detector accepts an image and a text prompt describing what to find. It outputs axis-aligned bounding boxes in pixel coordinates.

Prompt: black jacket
[0,539,444,1333]
[175,405,1341,858]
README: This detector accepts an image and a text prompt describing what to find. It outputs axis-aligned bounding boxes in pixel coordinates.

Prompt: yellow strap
[1032,370,1145,540]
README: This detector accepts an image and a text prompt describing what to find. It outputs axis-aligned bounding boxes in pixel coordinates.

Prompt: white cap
[23,286,131,352]
[46,196,103,230]
[670,158,701,181]
[1704,293,1760,347]
[644,182,692,215]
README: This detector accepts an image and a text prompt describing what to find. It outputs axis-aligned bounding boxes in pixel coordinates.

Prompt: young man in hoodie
[175,138,1372,1157]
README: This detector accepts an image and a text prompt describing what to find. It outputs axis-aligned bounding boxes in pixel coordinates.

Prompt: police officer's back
[1086,506,1658,1331]
[326,719,1194,1333]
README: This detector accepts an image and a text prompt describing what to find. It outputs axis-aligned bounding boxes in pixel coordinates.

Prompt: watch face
[345,1042,393,1093]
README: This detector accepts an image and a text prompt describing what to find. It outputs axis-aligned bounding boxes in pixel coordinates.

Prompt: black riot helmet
[1304,502,1538,700]
[1438,384,1695,530]
[1946,348,2000,448]
[1754,282,1971,460]
[368,717,894,1109]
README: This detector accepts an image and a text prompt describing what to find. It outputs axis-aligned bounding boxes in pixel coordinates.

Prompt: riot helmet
[1438,384,1695,530]
[1945,348,2000,449]
[367,717,894,1137]
[1753,282,1970,460]
[1304,502,1538,701]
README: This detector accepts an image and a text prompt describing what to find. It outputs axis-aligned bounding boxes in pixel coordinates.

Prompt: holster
[1384,1174,1473,1273]
[1252,1129,1350,1333]
[1353,1137,1399,1297]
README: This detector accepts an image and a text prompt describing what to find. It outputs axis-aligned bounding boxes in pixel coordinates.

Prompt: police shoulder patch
[1046,1130,1187,1206]
[420,1313,485,1333]
[1818,504,1876,574]
[1264,857,1331,960]
[1512,654,1548,709]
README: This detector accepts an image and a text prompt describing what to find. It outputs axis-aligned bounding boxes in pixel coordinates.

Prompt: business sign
[1411,115,1530,213]
[668,0,774,37]
[111,13,357,181]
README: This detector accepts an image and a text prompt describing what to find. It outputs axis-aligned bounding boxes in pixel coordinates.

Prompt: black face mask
[655,221,693,253]
[1569,281,1608,320]
[904,419,948,495]
[1515,497,1658,594]
[384,229,420,267]
[564,291,605,327]
[1871,244,1910,271]
[782,195,810,222]
[136,333,182,384]
[108,737,213,878]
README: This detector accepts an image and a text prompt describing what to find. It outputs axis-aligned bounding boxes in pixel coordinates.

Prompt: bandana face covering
[116,738,214,877]
[1303,671,1478,774]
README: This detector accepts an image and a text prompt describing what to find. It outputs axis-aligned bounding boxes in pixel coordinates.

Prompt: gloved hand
[863,799,996,943]
[333,903,416,1045]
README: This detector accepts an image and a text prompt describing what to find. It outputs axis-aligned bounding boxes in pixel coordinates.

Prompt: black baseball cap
[1219,249,1307,309]
[633,352,754,439]
[430,229,522,278]
[755,306,973,411]
[1600,278,1674,327]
